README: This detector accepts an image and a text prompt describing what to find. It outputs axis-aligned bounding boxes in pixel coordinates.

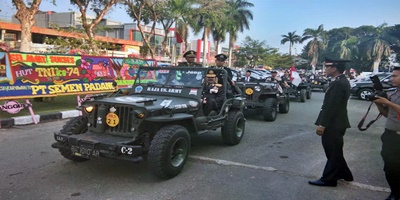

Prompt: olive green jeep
[51,67,245,179]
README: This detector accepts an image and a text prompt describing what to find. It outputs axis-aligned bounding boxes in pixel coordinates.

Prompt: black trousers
[203,96,218,116]
[382,129,400,197]
[321,128,353,181]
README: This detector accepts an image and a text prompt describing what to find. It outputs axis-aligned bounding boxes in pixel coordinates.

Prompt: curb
[0,110,80,128]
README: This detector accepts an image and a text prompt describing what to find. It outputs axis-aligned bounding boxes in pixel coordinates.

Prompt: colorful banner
[0,52,150,100]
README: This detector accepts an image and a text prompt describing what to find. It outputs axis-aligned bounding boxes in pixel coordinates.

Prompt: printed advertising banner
[0,51,149,100]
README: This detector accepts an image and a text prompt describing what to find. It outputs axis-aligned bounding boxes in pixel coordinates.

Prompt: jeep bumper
[52,132,147,162]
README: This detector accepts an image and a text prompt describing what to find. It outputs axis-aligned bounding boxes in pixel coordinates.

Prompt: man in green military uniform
[210,53,241,97]
[177,50,202,67]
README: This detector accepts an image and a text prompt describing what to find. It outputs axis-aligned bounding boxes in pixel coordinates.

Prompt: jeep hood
[91,94,200,110]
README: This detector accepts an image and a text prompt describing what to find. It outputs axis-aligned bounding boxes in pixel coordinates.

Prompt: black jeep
[286,79,312,102]
[310,74,329,92]
[236,80,290,121]
[51,67,246,179]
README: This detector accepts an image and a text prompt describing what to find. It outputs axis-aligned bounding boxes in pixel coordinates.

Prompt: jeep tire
[279,94,290,114]
[148,125,190,179]
[58,116,89,162]
[221,110,245,145]
[306,88,312,99]
[300,89,306,102]
[263,98,277,121]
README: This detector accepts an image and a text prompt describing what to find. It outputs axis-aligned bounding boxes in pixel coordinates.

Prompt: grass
[0,95,79,119]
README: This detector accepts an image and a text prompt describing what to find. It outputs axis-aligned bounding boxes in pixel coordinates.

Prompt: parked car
[350,74,393,100]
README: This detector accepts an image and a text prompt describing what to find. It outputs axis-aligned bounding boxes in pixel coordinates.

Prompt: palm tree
[212,22,228,54]
[280,31,301,56]
[226,0,254,67]
[331,36,359,60]
[359,23,400,72]
[300,24,326,71]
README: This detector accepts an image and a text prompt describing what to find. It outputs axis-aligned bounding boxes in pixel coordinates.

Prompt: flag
[290,65,302,87]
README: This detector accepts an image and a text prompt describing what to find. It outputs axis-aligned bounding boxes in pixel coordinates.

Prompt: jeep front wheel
[300,89,306,102]
[221,110,245,145]
[279,94,290,114]
[306,88,312,99]
[263,98,277,121]
[148,125,190,179]
[59,116,89,162]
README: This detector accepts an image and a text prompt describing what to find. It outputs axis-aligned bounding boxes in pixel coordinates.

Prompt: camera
[366,75,388,101]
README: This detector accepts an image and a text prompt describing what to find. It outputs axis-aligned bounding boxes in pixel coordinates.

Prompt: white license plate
[72,145,100,158]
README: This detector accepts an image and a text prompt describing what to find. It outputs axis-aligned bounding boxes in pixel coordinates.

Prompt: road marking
[189,155,390,193]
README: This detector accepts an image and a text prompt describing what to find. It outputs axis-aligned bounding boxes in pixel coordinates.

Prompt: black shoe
[339,176,354,182]
[308,179,337,187]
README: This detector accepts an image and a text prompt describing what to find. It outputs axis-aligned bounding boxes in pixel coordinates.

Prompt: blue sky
[2,0,400,54]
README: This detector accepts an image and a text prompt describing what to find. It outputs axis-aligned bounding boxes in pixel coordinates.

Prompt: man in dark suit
[242,70,254,82]
[309,58,353,187]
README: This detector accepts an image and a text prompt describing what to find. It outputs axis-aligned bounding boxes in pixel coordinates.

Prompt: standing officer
[309,58,353,187]
[211,54,233,84]
[373,66,400,200]
[177,50,202,67]
[211,53,241,96]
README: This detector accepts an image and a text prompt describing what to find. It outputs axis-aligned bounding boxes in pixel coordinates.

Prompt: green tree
[124,0,160,59]
[280,31,301,56]
[300,24,326,71]
[359,23,400,71]
[225,0,254,67]
[70,0,121,53]
[157,0,195,59]
[12,0,44,52]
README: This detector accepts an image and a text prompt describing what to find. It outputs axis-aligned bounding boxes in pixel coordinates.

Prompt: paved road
[0,92,390,200]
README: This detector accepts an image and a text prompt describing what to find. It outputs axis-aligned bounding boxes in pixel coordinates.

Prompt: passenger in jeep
[202,70,224,116]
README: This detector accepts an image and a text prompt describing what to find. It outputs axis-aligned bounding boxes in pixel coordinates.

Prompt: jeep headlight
[254,85,261,92]
[84,106,94,113]
[350,82,356,88]
[134,110,145,118]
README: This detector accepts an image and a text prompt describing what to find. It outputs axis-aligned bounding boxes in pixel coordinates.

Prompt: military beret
[215,53,228,61]
[183,50,196,58]
[206,69,217,77]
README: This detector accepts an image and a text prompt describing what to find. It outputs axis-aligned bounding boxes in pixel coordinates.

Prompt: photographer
[373,67,400,200]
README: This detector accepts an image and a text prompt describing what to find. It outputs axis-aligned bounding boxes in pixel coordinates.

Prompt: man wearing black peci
[309,58,353,187]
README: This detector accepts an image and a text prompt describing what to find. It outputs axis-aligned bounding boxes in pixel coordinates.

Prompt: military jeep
[286,80,312,102]
[236,81,290,121]
[51,67,245,179]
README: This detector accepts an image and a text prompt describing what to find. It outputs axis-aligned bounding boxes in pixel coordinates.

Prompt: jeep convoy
[52,67,246,179]
[236,81,290,121]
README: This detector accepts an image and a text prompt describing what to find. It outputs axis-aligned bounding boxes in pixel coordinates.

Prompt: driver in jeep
[202,69,224,116]
[266,70,284,95]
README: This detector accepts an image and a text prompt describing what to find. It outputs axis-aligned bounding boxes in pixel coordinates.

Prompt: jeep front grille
[246,94,253,100]
[92,104,135,134]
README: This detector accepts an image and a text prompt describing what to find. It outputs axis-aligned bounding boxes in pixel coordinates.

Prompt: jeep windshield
[134,67,205,88]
